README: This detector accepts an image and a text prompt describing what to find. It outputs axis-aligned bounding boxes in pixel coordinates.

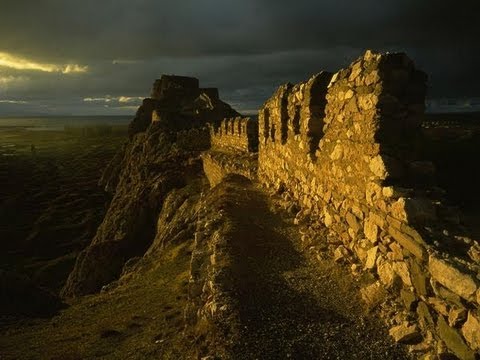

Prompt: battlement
[210,117,259,153]
[259,71,333,157]
[202,50,480,357]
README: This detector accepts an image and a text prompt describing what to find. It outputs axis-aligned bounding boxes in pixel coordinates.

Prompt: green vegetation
[0,124,200,359]
[0,242,194,360]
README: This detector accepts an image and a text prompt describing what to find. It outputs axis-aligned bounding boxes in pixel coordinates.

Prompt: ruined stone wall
[258,51,480,358]
[149,75,239,130]
[202,151,257,187]
[210,117,259,153]
[202,117,259,186]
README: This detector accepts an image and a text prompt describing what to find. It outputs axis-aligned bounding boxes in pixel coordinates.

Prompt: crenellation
[209,117,258,153]
[201,49,480,358]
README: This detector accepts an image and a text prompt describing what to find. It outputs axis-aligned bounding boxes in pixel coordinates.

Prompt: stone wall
[210,117,259,153]
[202,151,257,187]
[202,117,259,187]
[257,51,480,358]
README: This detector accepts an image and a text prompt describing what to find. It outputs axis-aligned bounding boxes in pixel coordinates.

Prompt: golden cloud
[0,52,88,74]
[0,99,28,104]
[83,96,143,103]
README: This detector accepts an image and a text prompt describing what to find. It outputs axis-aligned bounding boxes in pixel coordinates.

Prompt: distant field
[0,123,127,292]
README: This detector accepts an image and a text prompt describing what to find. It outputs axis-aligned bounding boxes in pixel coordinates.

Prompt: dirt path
[212,177,410,359]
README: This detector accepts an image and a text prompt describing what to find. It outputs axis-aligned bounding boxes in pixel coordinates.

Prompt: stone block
[428,297,449,317]
[448,307,467,328]
[346,212,362,234]
[400,289,418,311]
[360,281,386,309]
[334,245,350,263]
[392,261,412,286]
[389,322,422,344]
[417,301,434,329]
[437,315,476,360]
[391,197,437,225]
[382,186,413,199]
[377,257,398,288]
[369,155,388,178]
[409,258,428,297]
[428,255,477,301]
[364,217,379,243]
[388,226,426,260]
[365,246,378,270]
[369,211,386,228]
[431,281,464,308]
[461,311,480,351]
[388,242,404,261]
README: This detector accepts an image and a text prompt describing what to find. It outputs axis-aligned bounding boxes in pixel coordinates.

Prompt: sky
[0,0,479,116]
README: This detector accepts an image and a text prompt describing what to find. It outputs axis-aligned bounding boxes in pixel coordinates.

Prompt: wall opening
[306,73,332,158]
[293,105,301,135]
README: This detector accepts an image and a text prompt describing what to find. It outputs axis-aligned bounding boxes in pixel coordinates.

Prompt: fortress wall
[202,151,257,187]
[210,117,259,153]
[259,51,480,358]
[203,117,259,186]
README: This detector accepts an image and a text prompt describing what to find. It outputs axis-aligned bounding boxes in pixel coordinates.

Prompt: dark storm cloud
[0,0,479,115]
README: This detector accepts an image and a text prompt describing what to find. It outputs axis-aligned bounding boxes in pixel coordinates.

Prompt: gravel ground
[213,178,412,360]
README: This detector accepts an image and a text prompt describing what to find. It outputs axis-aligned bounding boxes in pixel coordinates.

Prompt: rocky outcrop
[127,98,159,138]
[62,76,239,298]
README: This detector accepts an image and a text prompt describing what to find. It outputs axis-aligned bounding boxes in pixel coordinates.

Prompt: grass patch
[0,241,195,360]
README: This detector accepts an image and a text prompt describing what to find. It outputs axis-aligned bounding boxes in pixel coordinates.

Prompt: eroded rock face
[61,76,239,298]
[128,98,159,138]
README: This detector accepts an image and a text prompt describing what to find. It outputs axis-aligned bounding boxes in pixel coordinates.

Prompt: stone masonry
[203,50,480,359]
[210,117,259,153]
[203,117,259,186]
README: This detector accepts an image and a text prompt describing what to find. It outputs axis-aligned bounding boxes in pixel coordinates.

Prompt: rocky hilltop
[61,75,238,297]
[56,52,480,359]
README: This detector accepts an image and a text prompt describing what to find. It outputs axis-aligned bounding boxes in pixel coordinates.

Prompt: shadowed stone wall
[210,117,259,153]
[255,51,480,359]
[202,151,258,187]
[149,75,238,130]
